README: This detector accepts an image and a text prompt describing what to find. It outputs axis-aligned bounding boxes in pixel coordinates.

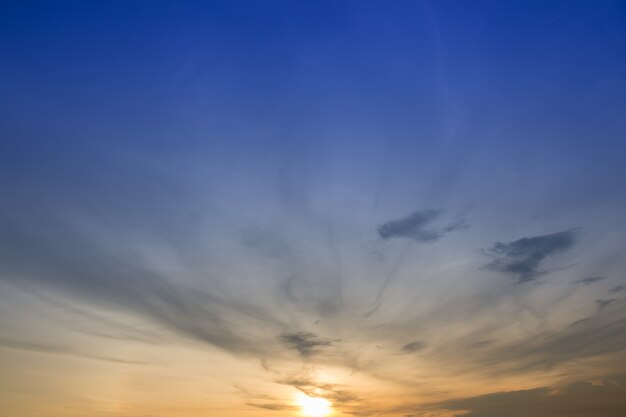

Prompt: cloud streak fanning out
[1,2,626,416]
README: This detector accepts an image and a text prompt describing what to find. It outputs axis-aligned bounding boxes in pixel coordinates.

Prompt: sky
[1,1,626,416]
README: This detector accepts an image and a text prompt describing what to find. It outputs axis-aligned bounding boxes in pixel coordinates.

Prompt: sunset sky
[1,1,626,416]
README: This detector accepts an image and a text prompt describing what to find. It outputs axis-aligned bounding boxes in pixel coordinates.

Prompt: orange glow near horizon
[296,393,332,417]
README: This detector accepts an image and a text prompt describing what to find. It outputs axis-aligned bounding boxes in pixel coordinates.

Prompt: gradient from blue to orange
[1,2,626,417]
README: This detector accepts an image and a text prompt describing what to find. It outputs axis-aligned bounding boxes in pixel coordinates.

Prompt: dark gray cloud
[484,230,577,283]
[278,332,333,357]
[437,375,626,417]
[402,341,426,353]
[609,285,625,294]
[378,209,467,242]
[596,298,617,311]
[575,276,607,286]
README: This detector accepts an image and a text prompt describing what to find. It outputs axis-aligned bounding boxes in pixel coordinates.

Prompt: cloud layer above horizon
[1,1,626,417]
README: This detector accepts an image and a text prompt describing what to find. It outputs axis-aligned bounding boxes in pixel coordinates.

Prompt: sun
[296,393,332,417]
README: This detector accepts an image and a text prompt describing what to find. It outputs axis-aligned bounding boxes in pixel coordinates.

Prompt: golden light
[296,392,332,417]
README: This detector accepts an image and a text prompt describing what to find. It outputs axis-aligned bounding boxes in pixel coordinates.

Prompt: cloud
[575,276,607,286]
[458,308,626,372]
[366,208,468,317]
[567,318,591,328]
[437,375,626,417]
[470,340,492,349]
[484,230,577,283]
[0,337,147,365]
[279,332,333,357]
[276,372,360,410]
[609,285,625,294]
[402,341,426,353]
[246,402,294,411]
[234,384,297,412]
[378,209,467,242]
[0,216,284,357]
[596,299,617,311]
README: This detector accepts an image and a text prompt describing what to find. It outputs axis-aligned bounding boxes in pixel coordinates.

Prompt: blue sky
[1,2,626,417]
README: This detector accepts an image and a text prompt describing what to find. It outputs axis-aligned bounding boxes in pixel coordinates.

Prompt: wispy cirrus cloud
[0,214,285,357]
[0,337,148,365]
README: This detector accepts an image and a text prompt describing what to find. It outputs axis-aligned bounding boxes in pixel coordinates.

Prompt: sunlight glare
[296,393,332,417]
